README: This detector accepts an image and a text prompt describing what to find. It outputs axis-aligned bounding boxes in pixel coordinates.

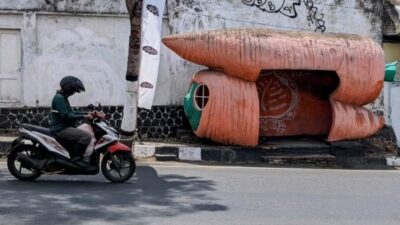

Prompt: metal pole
[121,0,143,135]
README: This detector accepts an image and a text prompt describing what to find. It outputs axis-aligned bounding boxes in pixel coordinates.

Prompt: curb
[134,144,202,162]
[134,144,336,167]
[133,142,391,169]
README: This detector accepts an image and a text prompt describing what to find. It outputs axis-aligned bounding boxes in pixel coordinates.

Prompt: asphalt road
[0,161,399,225]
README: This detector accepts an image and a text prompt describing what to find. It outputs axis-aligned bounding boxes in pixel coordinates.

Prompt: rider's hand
[84,113,94,120]
[96,111,105,118]
[91,111,105,118]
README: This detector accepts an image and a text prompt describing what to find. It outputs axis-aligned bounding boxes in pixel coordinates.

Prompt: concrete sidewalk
[133,138,399,169]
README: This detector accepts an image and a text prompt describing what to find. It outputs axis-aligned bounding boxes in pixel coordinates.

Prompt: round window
[193,84,209,111]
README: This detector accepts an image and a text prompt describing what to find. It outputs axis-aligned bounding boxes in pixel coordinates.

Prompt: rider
[50,76,93,161]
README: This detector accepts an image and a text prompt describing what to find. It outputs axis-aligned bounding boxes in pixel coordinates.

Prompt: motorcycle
[3,111,136,183]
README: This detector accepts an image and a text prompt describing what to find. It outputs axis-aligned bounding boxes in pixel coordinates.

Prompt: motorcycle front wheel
[7,145,42,181]
[101,152,135,183]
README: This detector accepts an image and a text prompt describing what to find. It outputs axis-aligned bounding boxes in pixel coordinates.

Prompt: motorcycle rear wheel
[101,152,135,183]
[7,145,42,181]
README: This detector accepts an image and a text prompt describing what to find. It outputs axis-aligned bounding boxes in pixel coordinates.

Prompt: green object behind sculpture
[183,83,202,131]
[385,61,398,82]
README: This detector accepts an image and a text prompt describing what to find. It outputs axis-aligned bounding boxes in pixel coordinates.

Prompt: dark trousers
[55,127,92,159]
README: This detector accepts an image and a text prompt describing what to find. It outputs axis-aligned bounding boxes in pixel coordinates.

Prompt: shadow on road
[0,165,228,225]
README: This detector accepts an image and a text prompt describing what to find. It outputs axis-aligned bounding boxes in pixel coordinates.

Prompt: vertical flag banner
[137,0,166,109]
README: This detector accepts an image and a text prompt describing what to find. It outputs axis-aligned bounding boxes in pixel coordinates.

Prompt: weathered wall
[166,0,382,38]
[33,14,129,106]
[384,0,400,35]
[0,0,385,110]
[0,0,130,108]
[0,0,127,14]
[0,0,130,107]
[0,12,130,107]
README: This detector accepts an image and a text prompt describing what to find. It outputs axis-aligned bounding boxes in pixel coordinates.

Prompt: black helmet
[60,76,85,95]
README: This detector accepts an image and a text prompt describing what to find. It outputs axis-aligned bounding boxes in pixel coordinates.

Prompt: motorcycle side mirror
[95,102,102,111]
[87,104,95,111]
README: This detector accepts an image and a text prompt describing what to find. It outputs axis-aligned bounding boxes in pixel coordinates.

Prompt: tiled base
[0,106,123,129]
[0,105,191,139]
[137,106,191,138]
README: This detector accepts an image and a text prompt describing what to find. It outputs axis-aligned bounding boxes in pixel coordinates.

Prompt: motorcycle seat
[21,124,55,137]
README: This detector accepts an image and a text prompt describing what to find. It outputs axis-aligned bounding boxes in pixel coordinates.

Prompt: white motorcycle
[3,111,135,183]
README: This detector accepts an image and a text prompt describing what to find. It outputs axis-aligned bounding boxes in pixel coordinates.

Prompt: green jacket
[50,91,84,133]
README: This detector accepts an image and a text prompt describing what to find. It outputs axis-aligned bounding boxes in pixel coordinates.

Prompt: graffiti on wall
[303,0,326,33]
[241,0,326,33]
[241,0,301,17]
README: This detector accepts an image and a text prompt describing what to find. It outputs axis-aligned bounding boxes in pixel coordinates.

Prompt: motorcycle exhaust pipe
[17,153,41,170]
[55,158,90,170]
[17,154,91,172]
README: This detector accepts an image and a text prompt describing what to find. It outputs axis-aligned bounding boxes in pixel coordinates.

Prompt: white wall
[384,82,400,146]
[0,12,130,108]
[33,14,130,107]
[0,15,22,106]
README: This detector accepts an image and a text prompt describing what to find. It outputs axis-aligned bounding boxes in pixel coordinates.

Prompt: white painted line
[179,147,201,161]
[134,141,187,147]
[133,144,156,158]
[0,136,17,142]
[143,163,400,172]
[386,157,400,166]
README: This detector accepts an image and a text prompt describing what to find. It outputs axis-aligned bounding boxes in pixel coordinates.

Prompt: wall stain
[0,0,127,14]
[355,0,383,40]
[383,0,399,35]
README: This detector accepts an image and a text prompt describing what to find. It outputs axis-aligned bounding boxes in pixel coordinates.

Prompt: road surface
[0,161,399,225]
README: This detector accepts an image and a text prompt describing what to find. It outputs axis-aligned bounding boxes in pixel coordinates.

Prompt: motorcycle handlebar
[88,111,106,124]
[91,111,105,119]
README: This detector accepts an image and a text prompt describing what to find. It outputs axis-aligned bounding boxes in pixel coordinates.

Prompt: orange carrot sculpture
[163,28,385,145]
[192,70,259,146]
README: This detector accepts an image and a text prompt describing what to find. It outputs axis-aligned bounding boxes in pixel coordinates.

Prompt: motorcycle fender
[107,142,131,154]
